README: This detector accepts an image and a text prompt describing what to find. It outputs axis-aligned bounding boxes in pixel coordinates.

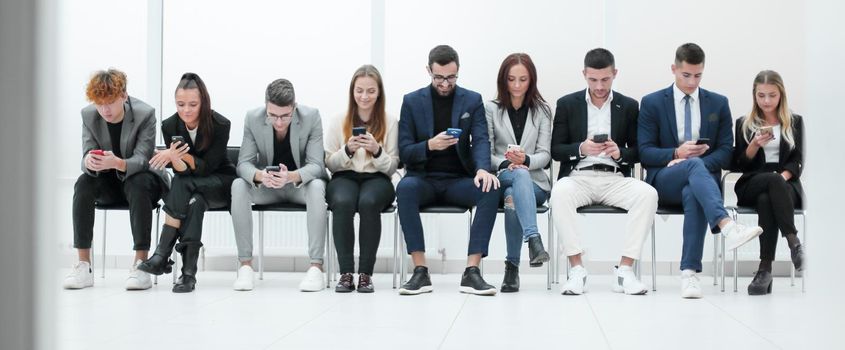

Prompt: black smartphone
[171,135,185,144]
[592,134,608,143]
[265,165,280,173]
[695,138,710,145]
[352,127,367,136]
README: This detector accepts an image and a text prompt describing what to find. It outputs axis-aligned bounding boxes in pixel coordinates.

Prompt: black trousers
[72,171,163,250]
[736,172,802,261]
[326,171,395,275]
[162,173,234,245]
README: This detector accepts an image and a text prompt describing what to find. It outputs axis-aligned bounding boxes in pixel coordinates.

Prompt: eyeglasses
[266,112,293,124]
[431,74,458,85]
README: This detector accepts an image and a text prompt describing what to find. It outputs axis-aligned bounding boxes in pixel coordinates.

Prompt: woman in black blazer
[138,73,236,293]
[733,70,804,295]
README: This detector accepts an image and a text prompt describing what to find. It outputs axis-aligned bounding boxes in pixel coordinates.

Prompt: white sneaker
[62,261,94,289]
[233,265,255,291]
[299,266,325,292]
[561,265,588,295]
[125,260,152,290]
[722,221,763,251]
[680,269,703,299]
[612,265,647,295]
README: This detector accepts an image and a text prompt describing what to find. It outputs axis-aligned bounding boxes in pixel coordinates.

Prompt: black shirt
[107,120,123,159]
[272,127,298,171]
[425,85,465,174]
[507,104,529,144]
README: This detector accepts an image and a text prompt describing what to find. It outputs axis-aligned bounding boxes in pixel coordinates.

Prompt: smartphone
[352,126,367,136]
[171,135,185,144]
[758,125,773,136]
[507,144,522,152]
[89,149,105,156]
[592,134,608,143]
[695,138,710,145]
[445,128,463,138]
[265,165,280,173]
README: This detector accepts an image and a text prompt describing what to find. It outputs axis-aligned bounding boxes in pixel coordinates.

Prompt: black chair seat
[732,206,804,215]
[252,203,307,212]
[497,205,549,214]
[94,201,161,210]
[656,205,684,215]
[576,204,626,214]
[419,205,470,214]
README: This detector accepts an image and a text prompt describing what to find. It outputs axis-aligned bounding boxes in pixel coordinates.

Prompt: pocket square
[708,113,719,122]
[460,112,470,119]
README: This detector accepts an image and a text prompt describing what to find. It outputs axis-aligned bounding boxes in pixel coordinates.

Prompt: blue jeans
[498,168,549,264]
[652,158,729,272]
[396,173,500,257]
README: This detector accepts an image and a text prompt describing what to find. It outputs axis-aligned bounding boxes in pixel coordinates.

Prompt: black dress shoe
[528,236,550,267]
[398,266,432,295]
[790,244,804,271]
[747,270,773,295]
[335,273,354,293]
[501,261,520,293]
[459,266,497,295]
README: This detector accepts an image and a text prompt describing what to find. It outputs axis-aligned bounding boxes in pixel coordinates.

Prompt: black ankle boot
[172,242,202,293]
[790,244,804,271]
[747,270,773,295]
[528,236,550,267]
[501,261,520,293]
[137,225,179,275]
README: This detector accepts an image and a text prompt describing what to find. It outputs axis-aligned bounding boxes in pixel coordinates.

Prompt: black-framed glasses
[431,74,458,84]
[266,112,293,123]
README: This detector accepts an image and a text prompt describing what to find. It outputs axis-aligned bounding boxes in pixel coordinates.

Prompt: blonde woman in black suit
[733,70,804,295]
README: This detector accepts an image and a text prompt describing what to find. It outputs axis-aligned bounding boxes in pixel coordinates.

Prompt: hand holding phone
[89,149,105,156]
[265,165,280,173]
[694,138,710,145]
[171,135,185,145]
[352,127,367,136]
[592,134,608,143]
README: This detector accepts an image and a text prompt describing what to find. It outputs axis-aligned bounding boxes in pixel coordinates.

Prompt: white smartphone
[507,144,522,152]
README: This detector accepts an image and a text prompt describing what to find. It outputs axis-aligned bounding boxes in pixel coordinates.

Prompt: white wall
[54,0,821,274]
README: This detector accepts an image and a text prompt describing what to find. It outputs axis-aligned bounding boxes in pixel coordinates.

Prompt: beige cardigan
[324,113,399,176]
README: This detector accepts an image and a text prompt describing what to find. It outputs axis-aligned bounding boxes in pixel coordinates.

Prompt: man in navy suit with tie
[638,43,762,298]
[396,45,501,296]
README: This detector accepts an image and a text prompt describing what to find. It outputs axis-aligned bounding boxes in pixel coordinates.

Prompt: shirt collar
[584,89,614,109]
[673,83,699,103]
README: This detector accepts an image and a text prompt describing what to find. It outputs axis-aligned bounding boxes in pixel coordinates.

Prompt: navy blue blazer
[638,85,733,185]
[398,85,491,177]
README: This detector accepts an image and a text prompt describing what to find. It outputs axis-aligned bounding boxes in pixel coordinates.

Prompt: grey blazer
[237,104,328,186]
[80,96,168,185]
[484,100,552,191]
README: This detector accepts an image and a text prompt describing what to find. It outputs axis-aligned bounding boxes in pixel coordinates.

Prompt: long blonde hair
[342,65,387,143]
[741,70,795,149]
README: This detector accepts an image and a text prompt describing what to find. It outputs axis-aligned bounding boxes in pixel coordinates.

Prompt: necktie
[683,94,692,142]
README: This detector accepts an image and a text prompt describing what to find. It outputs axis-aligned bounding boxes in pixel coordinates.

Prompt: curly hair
[85,68,127,104]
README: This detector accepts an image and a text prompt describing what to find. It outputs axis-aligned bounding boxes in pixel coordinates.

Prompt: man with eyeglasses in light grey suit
[230,79,328,292]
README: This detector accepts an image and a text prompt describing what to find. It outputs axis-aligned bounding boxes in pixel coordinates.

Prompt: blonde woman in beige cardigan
[325,65,399,293]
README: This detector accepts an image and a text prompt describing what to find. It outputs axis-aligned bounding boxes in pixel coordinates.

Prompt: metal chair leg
[258,211,264,280]
[399,224,407,286]
[802,211,807,293]
[326,211,332,288]
[101,209,107,278]
[154,207,160,285]
[547,210,552,290]
[651,223,656,291]
[713,233,718,286]
[393,210,399,289]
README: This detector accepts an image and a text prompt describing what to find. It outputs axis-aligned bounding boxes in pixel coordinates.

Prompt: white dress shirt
[673,83,700,142]
[577,90,617,169]
[763,125,781,163]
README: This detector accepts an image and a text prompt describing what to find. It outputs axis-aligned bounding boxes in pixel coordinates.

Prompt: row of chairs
[91,147,805,292]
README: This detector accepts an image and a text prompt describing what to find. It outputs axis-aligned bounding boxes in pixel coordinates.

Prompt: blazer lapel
[610,96,624,142]
[698,89,711,139]
[289,107,302,169]
[576,93,588,140]
[119,99,134,157]
[260,113,274,166]
[501,107,517,144]
[95,116,112,151]
[520,108,538,148]
[778,129,788,165]
[663,86,679,145]
[420,88,435,137]
[451,87,465,128]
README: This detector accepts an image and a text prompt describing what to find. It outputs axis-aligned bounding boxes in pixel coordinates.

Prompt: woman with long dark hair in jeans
[325,65,399,292]
[733,70,805,295]
[484,53,552,292]
[137,73,236,293]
